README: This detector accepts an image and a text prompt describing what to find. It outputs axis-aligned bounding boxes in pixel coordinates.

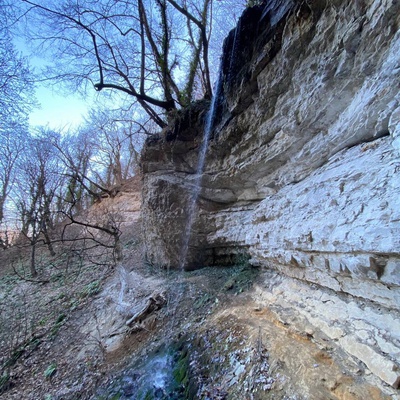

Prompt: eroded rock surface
[141,0,400,390]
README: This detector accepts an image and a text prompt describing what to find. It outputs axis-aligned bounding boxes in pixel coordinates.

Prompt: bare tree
[83,107,143,188]
[15,131,62,276]
[53,129,99,214]
[0,129,26,232]
[60,207,123,264]
[53,128,123,219]
[0,0,36,245]
[19,0,244,128]
[0,29,34,124]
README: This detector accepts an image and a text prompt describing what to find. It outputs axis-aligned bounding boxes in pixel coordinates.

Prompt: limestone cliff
[141,0,400,389]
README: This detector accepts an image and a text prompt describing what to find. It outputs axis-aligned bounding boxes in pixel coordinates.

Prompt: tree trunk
[0,195,5,225]
[114,234,123,262]
[30,242,38,277]
[113,158,123,186]
[42,224,56,257]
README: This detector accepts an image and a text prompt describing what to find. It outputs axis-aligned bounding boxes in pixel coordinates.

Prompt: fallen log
[126,291,166,327]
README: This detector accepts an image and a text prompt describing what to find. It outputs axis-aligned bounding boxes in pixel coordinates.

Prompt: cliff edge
[141,0,400,391]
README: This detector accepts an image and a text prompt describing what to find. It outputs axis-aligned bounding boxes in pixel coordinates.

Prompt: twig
[11,263,50,284]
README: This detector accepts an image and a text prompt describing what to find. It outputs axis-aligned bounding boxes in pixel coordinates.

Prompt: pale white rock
[253,272,400,391]
[141,0,400,390]
[339,335,400,388]
[375,336,400,359]
[389,105,400,153]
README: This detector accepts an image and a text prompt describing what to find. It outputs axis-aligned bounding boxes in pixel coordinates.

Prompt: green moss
[173,355,189,385]
[171,345,199,400]
[223,266,259,294]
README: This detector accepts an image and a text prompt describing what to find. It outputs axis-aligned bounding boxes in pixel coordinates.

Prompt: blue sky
[29,85,90,130]
[15,37,90,131]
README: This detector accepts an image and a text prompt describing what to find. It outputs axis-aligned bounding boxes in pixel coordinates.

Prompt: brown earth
[0,187,397,399]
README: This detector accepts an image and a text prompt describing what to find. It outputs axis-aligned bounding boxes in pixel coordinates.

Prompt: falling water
[178,23,241,270]
[160,27,241,397]
[178,69,224,270]
[228,19,241,84]
[96,24,242,400]
[93,347,181,399]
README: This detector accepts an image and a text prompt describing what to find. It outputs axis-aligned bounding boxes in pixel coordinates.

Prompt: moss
[170,343,198,400]
[173,354,189,386]
[223,266,259,294]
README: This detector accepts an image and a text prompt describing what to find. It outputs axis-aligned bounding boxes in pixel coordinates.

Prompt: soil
[0,189,397,400]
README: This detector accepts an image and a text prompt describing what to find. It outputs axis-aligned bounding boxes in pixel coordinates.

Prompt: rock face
[141,0,400,389]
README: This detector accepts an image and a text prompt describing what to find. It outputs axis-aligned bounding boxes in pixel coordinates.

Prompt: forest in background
[0,1,256,392]
[0,0,256,262]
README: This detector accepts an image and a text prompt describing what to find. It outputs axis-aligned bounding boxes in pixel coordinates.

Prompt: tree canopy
[0,0,247,253]
[0,0,36,233]
[20,0,245,128]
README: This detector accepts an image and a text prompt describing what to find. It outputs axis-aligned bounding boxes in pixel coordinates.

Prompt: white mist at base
[147,354,172,390]
[96,349,177,399]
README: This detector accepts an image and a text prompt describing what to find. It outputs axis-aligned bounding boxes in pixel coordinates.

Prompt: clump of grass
[50,313,67,339]
[80,280,101,298]
[3,348,24,369]
[0,372,10,394]
[44,363,57,379]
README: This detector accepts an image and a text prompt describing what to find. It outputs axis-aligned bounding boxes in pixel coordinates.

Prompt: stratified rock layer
[141,0,400,390]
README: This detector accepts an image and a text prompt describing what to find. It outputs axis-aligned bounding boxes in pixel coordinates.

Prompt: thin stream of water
[228,18,241,83]
[178,71,223,271]
[178,21,240,271]
[169,24,241,320]
[150,25,241,397]
[165,68,224,332]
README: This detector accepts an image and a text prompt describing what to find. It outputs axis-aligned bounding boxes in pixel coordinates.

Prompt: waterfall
[178,69,224,270]
[176,22,242,270]
[228,20,241,84]
[177,22,243,270]
[163,25,241,336]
